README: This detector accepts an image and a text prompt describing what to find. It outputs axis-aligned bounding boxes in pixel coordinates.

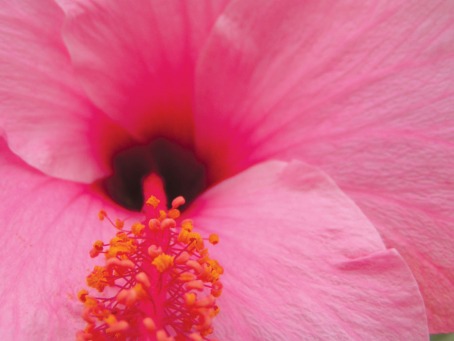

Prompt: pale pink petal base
[195,0,454,331]
[0,139,136,340]
[186,161,428,340]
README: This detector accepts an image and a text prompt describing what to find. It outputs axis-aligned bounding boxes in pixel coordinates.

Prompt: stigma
[77,195,223,341]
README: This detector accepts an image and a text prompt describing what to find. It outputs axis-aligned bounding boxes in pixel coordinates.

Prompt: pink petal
[62,0,229,144]
[186,160,428,339]
[0,136,426,339]
[0,139,135,339]
[54,0,82,13]
[0,0,125,183]
[195,0,454,331]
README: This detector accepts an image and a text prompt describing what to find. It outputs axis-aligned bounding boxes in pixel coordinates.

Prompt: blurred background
[432,335,454,341]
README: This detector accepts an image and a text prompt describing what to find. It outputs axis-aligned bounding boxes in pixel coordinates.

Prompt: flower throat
[77,195,223,340]
[103,138,207,211]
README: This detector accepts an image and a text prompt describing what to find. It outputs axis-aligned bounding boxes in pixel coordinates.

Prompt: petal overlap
[0,0,124,183]
[195,0,454,331]
[186,161,428,340]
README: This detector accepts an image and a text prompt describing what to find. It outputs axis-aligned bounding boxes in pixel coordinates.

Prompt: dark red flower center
[102,138,207,211]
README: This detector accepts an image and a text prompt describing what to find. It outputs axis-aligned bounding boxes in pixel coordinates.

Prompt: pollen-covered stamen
[78,195,223,341]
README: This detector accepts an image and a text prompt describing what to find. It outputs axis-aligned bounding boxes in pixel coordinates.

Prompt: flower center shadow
[103,138,207,211]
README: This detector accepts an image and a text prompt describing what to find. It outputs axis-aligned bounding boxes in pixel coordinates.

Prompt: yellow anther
[79,197,223,339]
[201,259,224,283]
[181,219,193,232]
[184,292,197,306]
[211,281,223,298]
[131,222,145,236]
[104,314,118,326]
[158,210,167,221]
[106,233,136,258]
[86,266,111,292]
[208,234,219,245]
[77,289,89,303]
[181,232,204,251]
[89,248,101,259]
[178,229,190,243]
[178,231,204,251]
[114,218,124,229]
[194,238,205,251]
[146,195,160,209]
[214,260,224,274]
[152,253,174,273]
[92,240,103,252]
[83,296,98,308]
[98,210,107,221]
[168,208,180,219]
[178,272,196,282]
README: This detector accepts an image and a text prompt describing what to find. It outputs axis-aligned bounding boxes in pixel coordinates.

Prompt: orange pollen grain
[78,194,223,340]
[98,210,107,221]
[168,208,180,219]
[131,222,145,236]
[77,289,88,302]
[146,195,160,209]
[209,233,220,245]
[152,253,174,273]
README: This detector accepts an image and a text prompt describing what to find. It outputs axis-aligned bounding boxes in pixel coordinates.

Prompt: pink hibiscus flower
[0,0,452,339]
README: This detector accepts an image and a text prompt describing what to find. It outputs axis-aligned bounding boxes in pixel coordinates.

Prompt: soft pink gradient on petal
[62,0,230,145]
[195,0,454,331]
[0,139,137,340]
[54,0,84,13]
[186,161,428,340]
[0,0,128,183]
